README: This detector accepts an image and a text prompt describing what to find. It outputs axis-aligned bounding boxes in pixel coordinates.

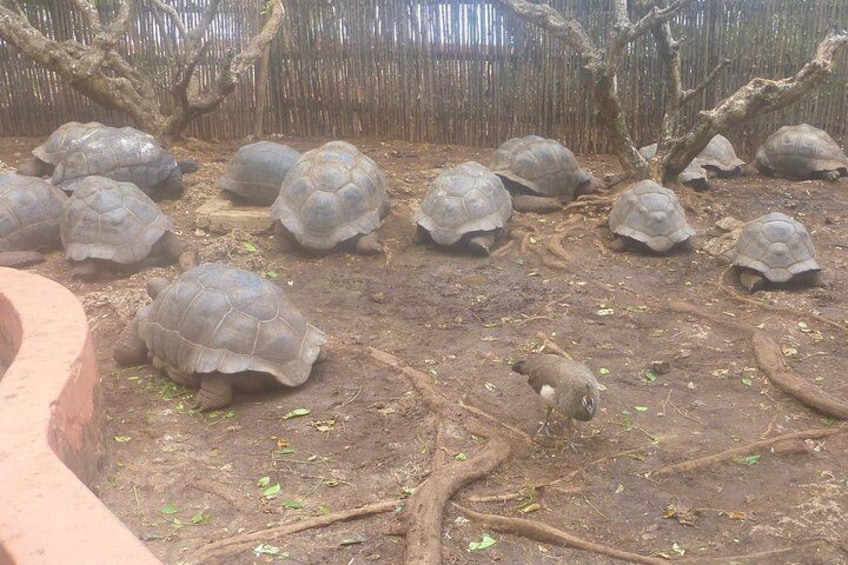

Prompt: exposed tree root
[684,539,835,563]
[188,499,403,564]
[666,300,848,419]
[453,504,669,565]
[752,332,848,419]
[457,400,535,444]
[649,426,842,477]
[716,267,848,334]
[368,347,513,564]
[401,439,511,565]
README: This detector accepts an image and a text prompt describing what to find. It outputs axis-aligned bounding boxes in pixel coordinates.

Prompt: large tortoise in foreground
[753,124,848,181]
[270,140,390,254]
[114,263,327,410]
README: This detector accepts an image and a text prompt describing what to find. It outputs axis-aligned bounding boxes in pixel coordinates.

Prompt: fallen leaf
[468,532,497,551]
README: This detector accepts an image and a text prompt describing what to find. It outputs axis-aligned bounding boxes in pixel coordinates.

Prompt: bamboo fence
[0,0,846,156]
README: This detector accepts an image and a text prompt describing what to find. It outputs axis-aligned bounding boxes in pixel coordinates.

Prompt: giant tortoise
[60,176,196,279]
[490,135,600,212]
[270,140,391,254]
[414,161,513,256]
[753,124,848,181]
[51,126,198,199]
[114,263,327,410]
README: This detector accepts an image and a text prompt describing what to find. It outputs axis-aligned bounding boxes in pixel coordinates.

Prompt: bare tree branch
[681,57,730,104]
[0,0,284,143]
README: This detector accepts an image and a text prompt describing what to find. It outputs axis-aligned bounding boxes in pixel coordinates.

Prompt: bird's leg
[565,418,582,452]
[536,407,554,436]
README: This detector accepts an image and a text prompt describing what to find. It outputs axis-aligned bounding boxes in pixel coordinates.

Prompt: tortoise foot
[195,374,234,411]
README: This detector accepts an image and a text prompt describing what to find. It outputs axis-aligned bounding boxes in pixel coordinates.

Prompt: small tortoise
[638,143,710,191]
[414,161,513,256]
[697,134,745,178]
[217,140,302,206]
[608,180,695,253]
[17,121,105,178]
[730,212,822,292]
[113,263,327,410]
[490,135,600,213]
[60,176,196,279]
[51,126,198,199]
[0,173,68,268]
[753,123,848,181]
[270,140,391,254]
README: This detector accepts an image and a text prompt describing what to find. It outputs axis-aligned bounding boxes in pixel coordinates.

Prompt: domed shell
[608,180,695,252]
[638,143,708,188]
[32,121,105,166]
[732,212,819,283]
[60,176,173,265]
[754,123,848,179]
[490,135,593,200]
[415,161,513,246]
[52,126,181,195]
[137,263,326,386]
[217,141,301,206]
[270,141,390,250]
[0,173,68,252]
[697,134,745,176]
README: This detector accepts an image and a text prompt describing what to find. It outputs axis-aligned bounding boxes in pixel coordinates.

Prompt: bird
[512,354,600,442]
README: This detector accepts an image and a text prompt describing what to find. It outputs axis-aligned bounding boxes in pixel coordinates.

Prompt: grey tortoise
[270,140,390,254]
[0,172,68,268]
[730,212,822,292]
[51,125,198,199]
[60,176,196,279]
[490,135,600,213]
[753,123,848,181]
[414,161,513,256]
[607,180,695,253]
[113,262,327,411]
[217,140,301,206]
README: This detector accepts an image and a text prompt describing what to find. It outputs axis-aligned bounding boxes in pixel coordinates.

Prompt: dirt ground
[2,133,848,565]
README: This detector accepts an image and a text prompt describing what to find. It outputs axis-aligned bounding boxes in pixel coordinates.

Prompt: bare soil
[3,134,848,565]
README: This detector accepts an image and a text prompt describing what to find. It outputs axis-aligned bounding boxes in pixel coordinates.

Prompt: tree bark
[497,0,848,187]
[0,0,284,145]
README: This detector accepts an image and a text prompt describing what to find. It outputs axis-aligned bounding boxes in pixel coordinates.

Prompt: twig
[458,401,535,444]
[187,499,402,564]
[534,331,574,360]
[649,426,842,477]
[453,504,669,565]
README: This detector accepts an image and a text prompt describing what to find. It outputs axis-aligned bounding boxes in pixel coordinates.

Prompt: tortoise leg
[158,231,198,272]
[412,225,432,245]
[274,222,300,252]
[0,251,45,268]
[467,233,497,256]
[195,374,234,411]
[738,270,765,293]
[16,157,51,177]
[70,260,102,280]
[511,194,563,214]
[604,236,630,253]
[113,318,148,366]
[353,232,384,255]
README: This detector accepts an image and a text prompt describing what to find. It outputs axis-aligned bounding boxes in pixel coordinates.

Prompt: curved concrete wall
[0,268,161,564]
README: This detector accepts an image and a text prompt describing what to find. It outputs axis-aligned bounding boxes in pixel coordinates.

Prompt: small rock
[648,360,671,375]
[370,291,386,303]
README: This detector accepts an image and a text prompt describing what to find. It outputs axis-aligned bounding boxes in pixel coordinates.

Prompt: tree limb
[648,426,842,477]
[454,504,669,565]
[187,498,403,565]
[681,57,730,105]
